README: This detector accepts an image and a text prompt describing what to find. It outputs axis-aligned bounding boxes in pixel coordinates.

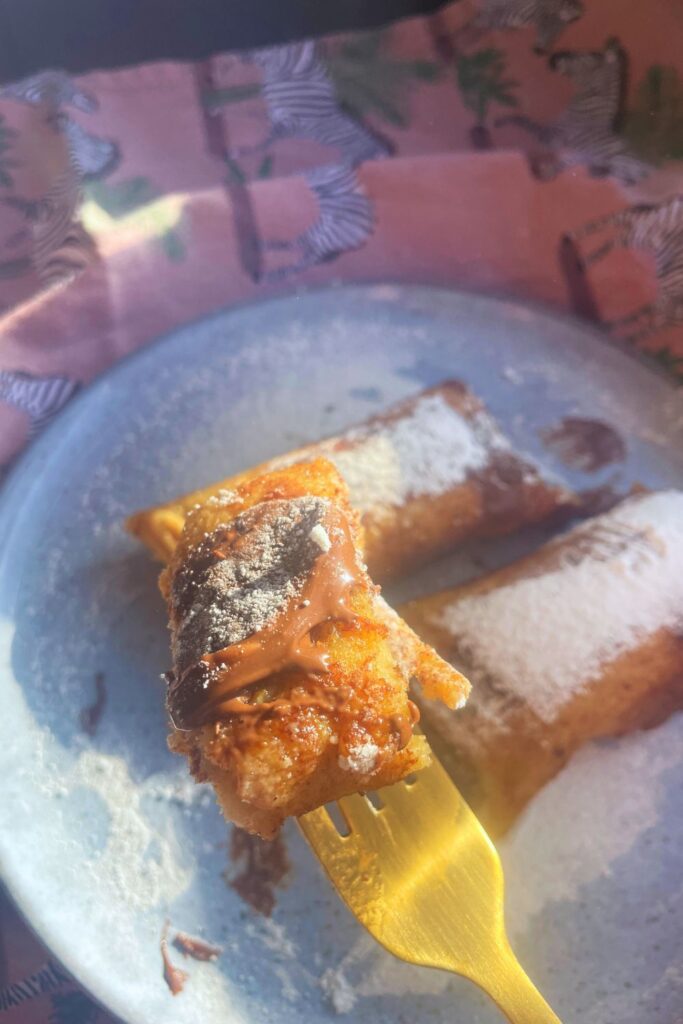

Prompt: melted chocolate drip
[171,497,327,675]
[79,672,107,737]
[167,500,364,730]
[226,828,290,916]
[541,417,626,473]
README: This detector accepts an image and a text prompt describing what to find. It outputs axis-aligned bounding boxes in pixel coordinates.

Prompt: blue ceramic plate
[1,286,682,1024]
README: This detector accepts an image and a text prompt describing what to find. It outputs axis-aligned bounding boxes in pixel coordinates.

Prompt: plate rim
[0,282,681,1023]
[1,283,681,511]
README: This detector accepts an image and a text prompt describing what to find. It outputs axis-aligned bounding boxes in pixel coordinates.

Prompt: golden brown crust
[164,458,469,837]
[402,500,683,837]
[128,381,575,580]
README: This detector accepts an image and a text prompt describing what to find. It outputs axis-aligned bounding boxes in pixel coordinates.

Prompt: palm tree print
[202,82,261,112]
[202,31,443,132]
[322,30,443,128]
[455,47,519,149]
[622,65,683,163]
[225,153,274,185]
[85,177,186,262]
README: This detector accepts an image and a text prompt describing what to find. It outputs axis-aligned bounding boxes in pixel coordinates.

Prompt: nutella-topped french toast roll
[402,490,683,837]
[127,381,575,581]
[161,457,469,839]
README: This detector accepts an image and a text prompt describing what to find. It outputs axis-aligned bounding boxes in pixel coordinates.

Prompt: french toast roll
[161,458,470,838]
[402,491,683,837]
[128,381,574,580]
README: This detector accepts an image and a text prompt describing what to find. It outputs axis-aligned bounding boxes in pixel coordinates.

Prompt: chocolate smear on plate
[79,672,107,736]
[541,417,626,473]
[225,828,290,916]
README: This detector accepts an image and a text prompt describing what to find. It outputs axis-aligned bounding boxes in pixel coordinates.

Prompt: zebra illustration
[57,113,120,180]
[566,196,683,341]
[0,71,116,287]
[1,69,97,111]
[497,38,650,184]
[261,162,374,281]
[1,69,119,180]
[0,960,70,1012]
[2,169,97,288]
[467,0,583,53]
[0,369,79,436]
[234,41,391,166]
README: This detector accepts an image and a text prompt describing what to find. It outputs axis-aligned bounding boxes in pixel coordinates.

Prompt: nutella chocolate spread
[541,417,626,473]
[167,497,365,731]
[227,828,290,916]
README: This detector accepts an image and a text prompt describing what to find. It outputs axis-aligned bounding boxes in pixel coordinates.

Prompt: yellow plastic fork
[299,754,562,1023]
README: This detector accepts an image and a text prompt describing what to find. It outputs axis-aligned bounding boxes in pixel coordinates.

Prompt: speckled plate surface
[0,286,682,1024]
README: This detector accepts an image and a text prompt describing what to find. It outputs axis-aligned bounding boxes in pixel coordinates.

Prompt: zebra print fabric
[569,197,683,339]
[261,162,374,280]
[239,42,391,166]
[471,0,584,52]
[498,38,650,184]
[0,370,79,436]
[1,70,118,290]
[1,71,119,181]
[1,71,97,112]
[0,960,70,1011]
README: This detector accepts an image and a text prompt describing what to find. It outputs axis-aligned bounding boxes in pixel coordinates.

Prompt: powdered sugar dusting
[42,749,193,910]
[172,497,327,673]
[338,738,379,774]
[320,967,358,1014]
[309,523,331,552]
[322,393,508,514]
[502,715,682,931]
[434,491,683,723]
[206,489,239,508]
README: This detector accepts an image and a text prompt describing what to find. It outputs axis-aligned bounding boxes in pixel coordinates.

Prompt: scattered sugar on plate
[245,917,297,960]
[320,966,358,1015]
[434,491,683,723]
[274,964,300,1003]
[502,366,524,385]
[501,713,682,931]
[41,748,193,911]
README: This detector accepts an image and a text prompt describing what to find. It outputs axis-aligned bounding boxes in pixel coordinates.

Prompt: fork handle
[469,944,563,1024]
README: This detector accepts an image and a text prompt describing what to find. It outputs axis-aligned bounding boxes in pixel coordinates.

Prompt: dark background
[0,0,446,83]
